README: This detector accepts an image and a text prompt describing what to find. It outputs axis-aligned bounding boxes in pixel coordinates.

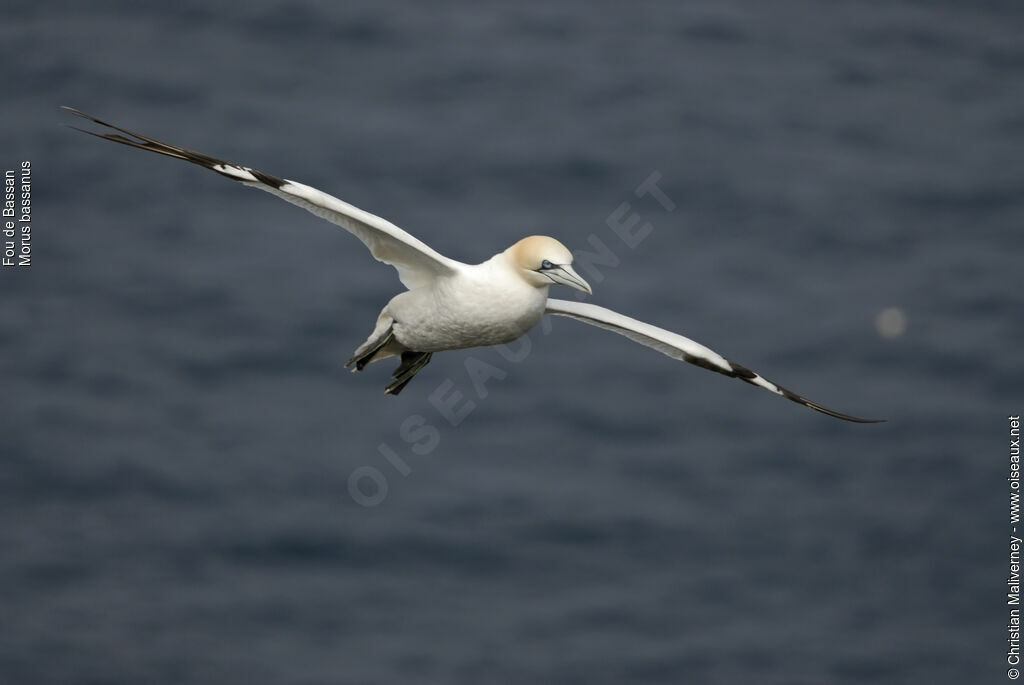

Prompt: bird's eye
[541,259,554,270]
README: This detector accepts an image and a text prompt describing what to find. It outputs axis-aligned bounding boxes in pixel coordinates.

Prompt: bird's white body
[385,254,549,353]
[65,106,882,421]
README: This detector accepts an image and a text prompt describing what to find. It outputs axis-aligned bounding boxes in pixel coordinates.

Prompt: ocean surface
[1,2,1020,683]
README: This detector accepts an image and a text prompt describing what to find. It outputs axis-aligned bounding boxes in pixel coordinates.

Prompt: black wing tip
[727,361,885,424]
[61,106,107,126]
[61,106,289,189]
[837,410,887,424]
[777,385,886,423]
[778,396,886,423]
[790,395,886,424]
[810,406,887,424]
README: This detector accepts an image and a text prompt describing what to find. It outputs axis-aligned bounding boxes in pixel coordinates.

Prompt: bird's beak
[546,264,592,295]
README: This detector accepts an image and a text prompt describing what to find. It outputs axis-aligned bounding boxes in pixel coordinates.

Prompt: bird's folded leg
[384,351,433,395]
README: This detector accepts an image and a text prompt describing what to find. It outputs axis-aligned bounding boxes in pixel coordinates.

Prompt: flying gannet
[63,107,883,423]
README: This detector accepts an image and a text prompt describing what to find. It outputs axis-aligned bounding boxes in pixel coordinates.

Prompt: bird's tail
[346,325,397,371]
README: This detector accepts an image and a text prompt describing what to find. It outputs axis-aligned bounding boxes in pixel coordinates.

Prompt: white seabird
[64,107,882,422]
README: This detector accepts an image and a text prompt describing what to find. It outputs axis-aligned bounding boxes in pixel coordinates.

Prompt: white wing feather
[63,107,459,289]
[545,299,883,423]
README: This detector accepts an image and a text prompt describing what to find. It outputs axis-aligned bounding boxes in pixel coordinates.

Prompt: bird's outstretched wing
[544,299,884,423]
[62,107,460,290]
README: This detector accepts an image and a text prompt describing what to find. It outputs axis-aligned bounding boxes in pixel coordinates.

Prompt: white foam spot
[875,307,907,338]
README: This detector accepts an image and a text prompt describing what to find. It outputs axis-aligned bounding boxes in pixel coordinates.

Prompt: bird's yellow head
[507,236,592,294]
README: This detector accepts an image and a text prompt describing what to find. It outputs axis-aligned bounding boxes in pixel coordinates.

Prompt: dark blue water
[2,2,1020,683]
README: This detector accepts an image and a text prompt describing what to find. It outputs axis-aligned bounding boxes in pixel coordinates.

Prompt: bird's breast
[388,270,546,353]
